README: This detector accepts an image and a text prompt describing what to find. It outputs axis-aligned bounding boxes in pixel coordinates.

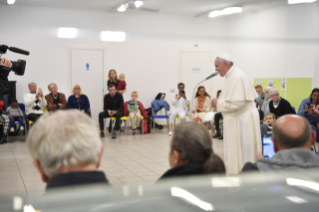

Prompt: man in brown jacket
[45,83,67,111]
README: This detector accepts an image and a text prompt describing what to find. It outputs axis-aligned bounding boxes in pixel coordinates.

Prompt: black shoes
[0,135,7,145]
[212,131,221,139]
[112,131,117,139]
[133,128,137,135]
[218,135,223,140]
[100,131,105,138]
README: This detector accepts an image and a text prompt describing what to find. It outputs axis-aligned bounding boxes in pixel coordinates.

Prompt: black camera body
[0,44,29,76]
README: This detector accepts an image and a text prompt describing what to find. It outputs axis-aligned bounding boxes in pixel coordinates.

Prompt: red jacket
[124,101,147,118]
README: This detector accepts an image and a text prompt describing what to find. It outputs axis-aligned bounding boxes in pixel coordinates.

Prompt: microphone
[206,72,219,80]
[9,47,30,56]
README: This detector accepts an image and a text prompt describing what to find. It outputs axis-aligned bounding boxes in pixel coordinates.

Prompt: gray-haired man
[27,111,109,190]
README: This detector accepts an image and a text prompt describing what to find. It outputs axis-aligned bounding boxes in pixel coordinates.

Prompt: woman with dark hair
[298,88,319,123]
[192,86,211,124]
[269,89,295,118]
[159,122,225,179]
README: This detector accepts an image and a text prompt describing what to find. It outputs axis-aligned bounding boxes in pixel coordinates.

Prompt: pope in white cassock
[211,53,262,175]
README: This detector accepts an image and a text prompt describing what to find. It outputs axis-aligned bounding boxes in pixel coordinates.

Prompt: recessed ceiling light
[58,28,78,39]
[7,0,15,5]
[117,4,127,12]
[100,31,126,42]
[288,0,317,4]
[209,7,243,18]
[135,0,144,8]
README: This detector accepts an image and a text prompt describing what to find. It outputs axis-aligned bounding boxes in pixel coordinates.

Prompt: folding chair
[104,116,128,134]
[152,107,169,133]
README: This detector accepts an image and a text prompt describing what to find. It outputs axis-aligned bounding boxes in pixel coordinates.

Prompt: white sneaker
[10,128,14,132]
[20,126,24,131]
[168,131,172,136]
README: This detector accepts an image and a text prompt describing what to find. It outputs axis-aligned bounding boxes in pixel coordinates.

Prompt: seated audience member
[261,87,272,115]
[67,84,91,116]
[45,83,67,111]
[23,82,47,123]
[259,110,268,140]
[269,89,295,118]
[107,69,119,89]
[6,99,24,132]
[241,115,319,172]
[192,86,211,126]
[99,83,124,139]
[159,122,225,179]
[254,85,265,110]
[311,105,319,142]
[169,83,190,136]
[27,111,108,190]
[212,90,223,139]
[0,96,10,144]
[117,73,127,95]
[128,91,142,135]
[298,88,319,127]
[265,113,276,135]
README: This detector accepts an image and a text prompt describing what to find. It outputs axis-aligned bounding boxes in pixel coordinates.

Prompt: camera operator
[0,58,11,100]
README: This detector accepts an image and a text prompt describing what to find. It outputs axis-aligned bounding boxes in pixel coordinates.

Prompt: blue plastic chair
[152,107,169,133]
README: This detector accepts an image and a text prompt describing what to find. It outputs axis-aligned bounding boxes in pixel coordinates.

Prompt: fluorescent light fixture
[7,0,15,5]
[288,0,317,4]
[58,27,78,39]
[101,31,126,42]
[212,177,241,187]
[117,4,127,12]
[209,7,243,18]
[171,187,214,211]
[135,0,144,8]
[286,178,319,192]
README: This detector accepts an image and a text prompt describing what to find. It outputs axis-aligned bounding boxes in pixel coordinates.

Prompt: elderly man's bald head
[273,115,313,149]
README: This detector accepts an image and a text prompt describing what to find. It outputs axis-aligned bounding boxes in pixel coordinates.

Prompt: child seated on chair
[6,99,24,132]
[117,73,127,95]
[265,113,276,135]
[128,91,142,135]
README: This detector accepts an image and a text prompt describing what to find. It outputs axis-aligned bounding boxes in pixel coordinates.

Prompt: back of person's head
[272,115,314,150]
[258,110,264,121]
[171,122,225,174]
[27,111,102,179]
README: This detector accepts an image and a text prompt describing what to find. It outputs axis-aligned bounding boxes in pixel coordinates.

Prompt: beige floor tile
[118,177,145,184]
[23,180,46,187]
[0,181,25,189]
[26,185,46,192]
[0,187,26,195]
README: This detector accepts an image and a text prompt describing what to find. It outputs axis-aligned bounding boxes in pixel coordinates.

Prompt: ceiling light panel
[101,31,126,42]
[58,28,78,39]
[209,7,243,18]
[288,0,317,4]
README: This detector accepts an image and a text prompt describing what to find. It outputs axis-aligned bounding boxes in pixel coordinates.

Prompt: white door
[70,49,104,123]
[180,51,224,101]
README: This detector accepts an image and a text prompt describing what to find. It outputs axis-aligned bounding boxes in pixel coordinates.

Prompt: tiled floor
[0,130,225,197]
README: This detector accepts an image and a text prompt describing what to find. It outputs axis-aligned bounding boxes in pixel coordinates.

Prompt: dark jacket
[260,121,268,140]
[107,80,118,89]
[46,171,109,190]
[269,98,295,118]
[67,95,90,112]
[103,93,124,113]
[0,67,10,101]
[297,97,319,126]
[241,149,319,173]
[45,92,67,111]
[159,163,204,180]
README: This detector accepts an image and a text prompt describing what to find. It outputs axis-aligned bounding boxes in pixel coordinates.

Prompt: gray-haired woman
[269,89,295,118]
[159,122,225,180]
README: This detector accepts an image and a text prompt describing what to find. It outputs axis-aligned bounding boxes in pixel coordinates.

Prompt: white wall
[1,3,318,122]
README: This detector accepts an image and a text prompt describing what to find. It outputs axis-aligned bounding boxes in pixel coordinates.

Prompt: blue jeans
[10,117,24,128]
[311,125,319,142]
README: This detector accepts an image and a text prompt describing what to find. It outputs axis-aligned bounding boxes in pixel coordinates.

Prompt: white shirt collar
[225,66,235,78]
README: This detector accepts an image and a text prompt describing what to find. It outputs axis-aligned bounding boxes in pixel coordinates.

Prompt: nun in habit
[211,53,262,175]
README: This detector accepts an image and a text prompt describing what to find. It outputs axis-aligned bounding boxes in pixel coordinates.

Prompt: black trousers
[99,111,122,132]
[214,112,223,131]
[28,114,43,123]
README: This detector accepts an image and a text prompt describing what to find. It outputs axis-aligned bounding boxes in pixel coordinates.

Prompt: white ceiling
[0,0,288,17]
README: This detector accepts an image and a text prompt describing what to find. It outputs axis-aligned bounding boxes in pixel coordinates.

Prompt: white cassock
[217,66,262,175]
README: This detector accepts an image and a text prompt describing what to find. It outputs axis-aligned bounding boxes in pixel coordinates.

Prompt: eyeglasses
[74,88,80,90]
[271,94,279,97]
